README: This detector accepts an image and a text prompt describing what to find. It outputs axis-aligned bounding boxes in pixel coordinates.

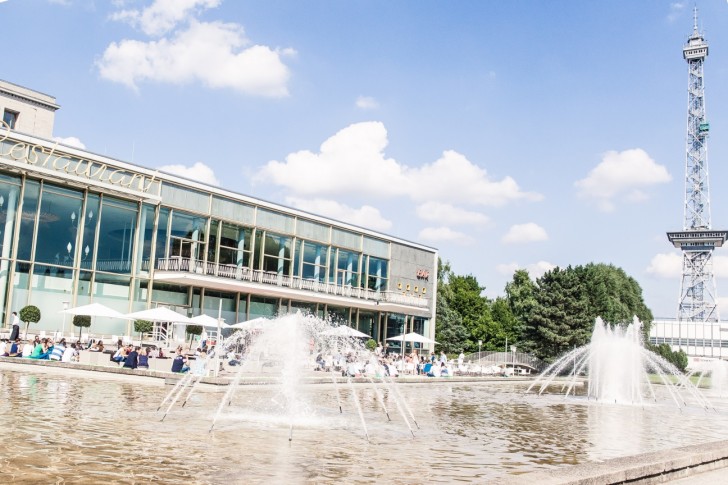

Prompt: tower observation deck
[667,9,727,353]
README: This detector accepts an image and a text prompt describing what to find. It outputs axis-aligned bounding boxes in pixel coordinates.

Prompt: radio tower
[667,8,727,356]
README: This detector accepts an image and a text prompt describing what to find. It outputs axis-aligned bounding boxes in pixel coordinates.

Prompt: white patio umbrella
[60,302,131,341]
[321,325,370,338]
[124,307,193,323]
[189,314,232,329]
[386,332,438,345]
[230,317,269,330]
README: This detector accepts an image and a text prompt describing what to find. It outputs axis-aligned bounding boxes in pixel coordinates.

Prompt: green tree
[19,305,41,339]
[134,319,153,341]
[434,259,470,353]
[525,264,654,362]
[365,338,377,351]
[72,314,91,341]
[504,269,537,346]
[490,297,517,351]
[650,343,688,372]
[186,324,203,347]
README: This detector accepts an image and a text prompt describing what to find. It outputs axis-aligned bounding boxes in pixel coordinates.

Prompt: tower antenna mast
[667,7,727,357]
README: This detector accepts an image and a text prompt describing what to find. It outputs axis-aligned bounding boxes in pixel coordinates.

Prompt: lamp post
[510,345,516,376]
[61,301,69,338]
[478,340,482,362]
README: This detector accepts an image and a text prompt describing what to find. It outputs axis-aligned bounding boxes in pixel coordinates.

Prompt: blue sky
[3,0,728,319]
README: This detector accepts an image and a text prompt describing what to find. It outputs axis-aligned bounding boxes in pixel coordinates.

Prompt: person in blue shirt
[171,351,189,373]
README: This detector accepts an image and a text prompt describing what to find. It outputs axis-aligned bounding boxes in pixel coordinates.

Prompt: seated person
[89,341,105,352]
[111,345,128,363]
[171,351,189,373]
[315,353,325,371]
[123,346,139,369]
[191,350,208,376]
[8,338,21,357]
[21,341,34,358]
[0,339,7,356]
[137,347,150,369]
[61,343,78,363]
[440,362,450,377]
[49,339,66,361]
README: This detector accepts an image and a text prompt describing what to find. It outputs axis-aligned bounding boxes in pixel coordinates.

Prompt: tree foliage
[650,343,688,372]
[19,305,41,339]
[435,259,655,364]
[134,319,153,336]
[72,314,91,340]
[524,264,653,362]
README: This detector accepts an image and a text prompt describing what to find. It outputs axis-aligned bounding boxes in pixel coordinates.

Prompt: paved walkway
[668,467,728,484]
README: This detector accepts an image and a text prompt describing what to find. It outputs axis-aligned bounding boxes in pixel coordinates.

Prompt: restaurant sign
[0,121,159,196]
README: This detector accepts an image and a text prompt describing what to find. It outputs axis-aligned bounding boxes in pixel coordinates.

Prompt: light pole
[62,301,69,338]
[478,340,482,376]
[511,345,517,376]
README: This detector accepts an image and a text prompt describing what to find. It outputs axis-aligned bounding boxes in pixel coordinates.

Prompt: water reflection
[0,371,727,483]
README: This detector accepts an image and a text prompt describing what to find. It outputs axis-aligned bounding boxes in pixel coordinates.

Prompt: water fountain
[690,358,728,397]
[158,311,418,440]
[527,316,713,409]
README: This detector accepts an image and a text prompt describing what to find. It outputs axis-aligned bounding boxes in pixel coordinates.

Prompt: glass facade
[0,168,432,342]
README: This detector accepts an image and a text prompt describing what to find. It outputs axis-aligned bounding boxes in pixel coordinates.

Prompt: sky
[2,0,728,319]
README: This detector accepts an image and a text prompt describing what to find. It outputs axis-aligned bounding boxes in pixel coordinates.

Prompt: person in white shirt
[61,343,78,363]
[0,339,7,356]
[21,341,33,357]
[458,352,465,366]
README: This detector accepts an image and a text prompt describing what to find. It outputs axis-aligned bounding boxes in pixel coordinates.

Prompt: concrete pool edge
[493,439,728,484]
[0,356,537,386]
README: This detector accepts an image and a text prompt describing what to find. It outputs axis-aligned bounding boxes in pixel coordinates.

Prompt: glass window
[155,208,170,267]
[367,256,388,291]
[262,232,291,275]
[169,210,206,262]
[92,273,132,334]
[96,197,137,274]
[10,262,31,316]
[3,110,18,130]
[80,195,100,270]
[34,185,83,267]
[16,180,39,261]
[358,311,376,337]
[249,295,278,319]
[335,249,360,286]
[327,305,350,324]
[136,204,156,274]
[217,222,252,268]
[152,283,189,307]
[300,241,328,283]
[132,278,150,312]
[30,264,74,333]
[202,289,236,325]
[237,294,248,323]
[0,174,21,260]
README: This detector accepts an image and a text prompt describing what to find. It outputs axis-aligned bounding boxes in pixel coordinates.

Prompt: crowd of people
[0,336,80,363]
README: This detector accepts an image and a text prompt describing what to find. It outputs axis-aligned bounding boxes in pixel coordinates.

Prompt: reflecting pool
[1,368,727,484]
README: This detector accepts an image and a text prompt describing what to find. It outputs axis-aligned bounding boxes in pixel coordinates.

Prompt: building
[0,80,438,348]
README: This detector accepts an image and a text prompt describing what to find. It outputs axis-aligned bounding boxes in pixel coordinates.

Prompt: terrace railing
[156,257,429,309]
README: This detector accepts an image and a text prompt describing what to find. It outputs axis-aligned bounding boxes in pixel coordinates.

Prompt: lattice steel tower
[667,8,727,351]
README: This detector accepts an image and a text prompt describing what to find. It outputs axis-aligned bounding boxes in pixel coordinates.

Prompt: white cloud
[356,96,379,110]
[647,252,728,279]
[111,0,221,36]
[418,226,474,245]
[256,121,541,206]
[574,148,671,212]
[646,252,682,278]
[286,197,392,231]
[98,20,293,97]
[717,297,728,317]
[158,161,219,186]
[496,261,556,279]
[53,136,86,150]
[667,3,685,23]
[502,222,548,244]
[415,202,489,226]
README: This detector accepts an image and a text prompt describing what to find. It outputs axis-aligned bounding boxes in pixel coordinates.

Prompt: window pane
[0,174,21,259]
[81,195,100,270]
[136,204,156,273]
[34,185,83,266]
[96,198,137,274]
[16,181,39,261]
